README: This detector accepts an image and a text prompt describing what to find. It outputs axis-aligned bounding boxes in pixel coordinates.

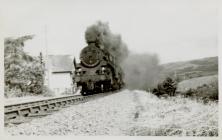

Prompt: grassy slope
[160,56,218,80]
[177,75,218,92]
[129,90,218,136]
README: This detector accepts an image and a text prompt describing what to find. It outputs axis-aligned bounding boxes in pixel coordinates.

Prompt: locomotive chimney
[88,40,104,50]
[73,57,77,68]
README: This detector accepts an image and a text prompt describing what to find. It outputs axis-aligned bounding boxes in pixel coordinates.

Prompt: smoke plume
[85,21,161,90]
[121,53,161,90]
[85,21,128,63]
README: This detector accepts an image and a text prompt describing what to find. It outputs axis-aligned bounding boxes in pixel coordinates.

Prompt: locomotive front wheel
[101,84,104,93]
[81,90,88,96]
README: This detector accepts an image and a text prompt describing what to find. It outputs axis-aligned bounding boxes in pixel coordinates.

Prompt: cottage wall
[49,73,73,96]
[44,55,74,96]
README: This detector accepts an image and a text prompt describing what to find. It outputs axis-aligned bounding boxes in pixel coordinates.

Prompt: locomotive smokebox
[80,44,101,68]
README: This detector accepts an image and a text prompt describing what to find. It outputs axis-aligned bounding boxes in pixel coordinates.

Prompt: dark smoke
[121,53,161,90]
[85,21,128,63]
[85,21,161,90]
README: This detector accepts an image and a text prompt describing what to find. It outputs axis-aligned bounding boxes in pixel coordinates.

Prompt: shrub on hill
[182,80,218,103]
[152,77,177,97]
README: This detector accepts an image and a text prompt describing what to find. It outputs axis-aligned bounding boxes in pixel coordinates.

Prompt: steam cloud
[85,21,128,63]
[121,53,161,90]
[85,21,161,90]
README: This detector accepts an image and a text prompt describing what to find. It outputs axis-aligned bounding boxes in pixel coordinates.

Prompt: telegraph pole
[45,25,50,88]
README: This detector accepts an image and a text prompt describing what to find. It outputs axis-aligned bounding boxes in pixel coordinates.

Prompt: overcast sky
[1,0,218,64]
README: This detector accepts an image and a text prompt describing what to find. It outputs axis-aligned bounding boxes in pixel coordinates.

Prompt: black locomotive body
[73,42,124,95]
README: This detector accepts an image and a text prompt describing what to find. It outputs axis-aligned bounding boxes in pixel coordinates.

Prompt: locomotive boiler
[73,42,124,95]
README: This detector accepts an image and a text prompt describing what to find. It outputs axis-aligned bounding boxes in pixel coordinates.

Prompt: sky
[1,0,218,64]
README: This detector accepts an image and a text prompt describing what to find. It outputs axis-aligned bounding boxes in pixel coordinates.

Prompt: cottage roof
[47,55,74,73]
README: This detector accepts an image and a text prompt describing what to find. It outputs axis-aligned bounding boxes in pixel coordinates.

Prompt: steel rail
[4,92,114,125]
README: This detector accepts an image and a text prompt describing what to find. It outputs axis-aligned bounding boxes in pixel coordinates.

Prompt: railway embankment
[5,90,218,136]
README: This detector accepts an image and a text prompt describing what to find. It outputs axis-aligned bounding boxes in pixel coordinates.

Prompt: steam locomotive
[73,42,124,95]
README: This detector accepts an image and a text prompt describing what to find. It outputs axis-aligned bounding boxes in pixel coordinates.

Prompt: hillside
[160,56,218,81]
[177,75,218,92]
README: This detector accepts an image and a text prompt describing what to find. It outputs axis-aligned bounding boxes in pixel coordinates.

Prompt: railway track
[4,91,114,125]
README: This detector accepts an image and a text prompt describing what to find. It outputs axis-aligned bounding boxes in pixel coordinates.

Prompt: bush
[4,36,45,97]
[152,77,177,97]
[182,80,218,102]
[42,86,55,97]
[5,88,30,98]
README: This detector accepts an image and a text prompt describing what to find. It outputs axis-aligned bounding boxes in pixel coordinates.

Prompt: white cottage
[44,55,74,96]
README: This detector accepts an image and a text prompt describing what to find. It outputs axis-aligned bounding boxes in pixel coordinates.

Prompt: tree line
[4,35,45,97]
